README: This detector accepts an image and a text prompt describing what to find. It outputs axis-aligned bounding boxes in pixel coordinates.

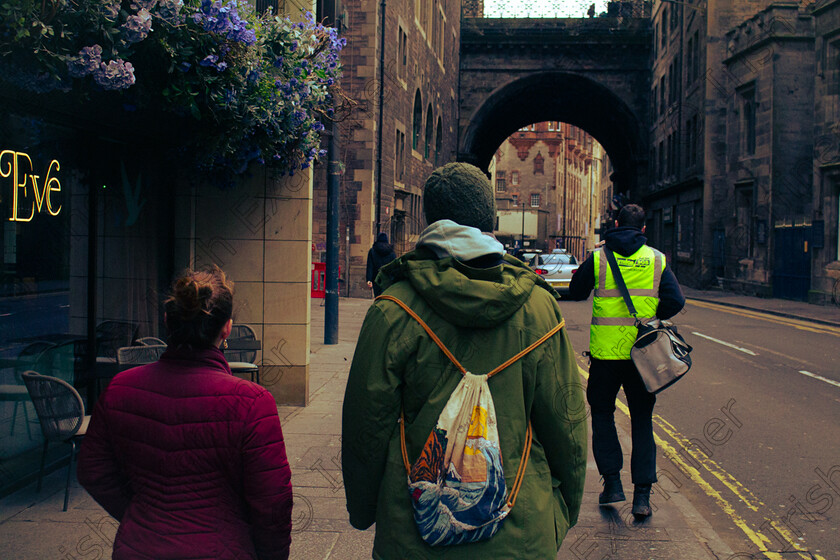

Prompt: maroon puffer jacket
[78,346,293,560]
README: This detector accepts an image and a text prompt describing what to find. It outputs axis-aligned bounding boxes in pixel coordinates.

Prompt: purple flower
[121,9,153,44]
[101,0,121,19]
[67,45,103,78]
[157,0,185,24]
[93,59,136,90]
[178,61,192,72]
[130,0,158,10]
[200,54,219,67]
[290,41,299,52]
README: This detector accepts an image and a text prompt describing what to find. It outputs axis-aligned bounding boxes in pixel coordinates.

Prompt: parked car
[533,252,579,295]
[518,250,542,265]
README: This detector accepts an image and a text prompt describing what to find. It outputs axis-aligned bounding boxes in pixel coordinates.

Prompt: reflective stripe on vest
[590,246,665,360]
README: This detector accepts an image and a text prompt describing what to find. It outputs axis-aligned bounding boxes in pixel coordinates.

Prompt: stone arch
[459,72,648,195]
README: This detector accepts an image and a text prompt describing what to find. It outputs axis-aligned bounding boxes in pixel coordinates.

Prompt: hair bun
[174,277,205,318]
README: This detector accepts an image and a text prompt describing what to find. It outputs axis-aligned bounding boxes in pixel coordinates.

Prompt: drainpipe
[375,0,386,234]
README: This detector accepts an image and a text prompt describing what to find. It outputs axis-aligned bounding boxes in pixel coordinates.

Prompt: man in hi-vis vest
[568,204,685,517]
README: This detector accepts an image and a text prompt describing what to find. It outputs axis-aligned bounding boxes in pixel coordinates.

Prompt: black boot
[632,484,652,518]
[598,475,625,504]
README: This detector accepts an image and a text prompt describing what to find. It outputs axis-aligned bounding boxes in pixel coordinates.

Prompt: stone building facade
[312,0,462,297]
[644,0,820,297]
[720,3,815,298]
[812,0,840,305]
[492,122,600,260]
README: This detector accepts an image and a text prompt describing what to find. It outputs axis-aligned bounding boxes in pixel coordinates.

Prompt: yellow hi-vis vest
[590,245,665,360]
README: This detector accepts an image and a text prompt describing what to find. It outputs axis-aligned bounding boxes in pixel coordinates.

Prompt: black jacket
[567,227,685,320]
[365,241,397,282]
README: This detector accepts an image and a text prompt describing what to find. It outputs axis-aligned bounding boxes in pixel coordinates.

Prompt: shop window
[412,91,422,151]
[424,104,433,159]
[531,193,540,207]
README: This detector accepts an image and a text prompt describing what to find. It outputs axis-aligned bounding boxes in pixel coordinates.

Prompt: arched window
[412,91,422,151]
[435,117,443,166]
[424,104,433,159]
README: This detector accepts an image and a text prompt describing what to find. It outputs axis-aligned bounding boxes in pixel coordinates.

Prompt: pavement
[1,289,838,559]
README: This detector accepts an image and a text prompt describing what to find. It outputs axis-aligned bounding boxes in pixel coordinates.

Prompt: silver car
[532,252,579,295]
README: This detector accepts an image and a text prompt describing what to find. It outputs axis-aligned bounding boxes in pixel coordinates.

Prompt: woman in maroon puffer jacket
[78,266,293,560]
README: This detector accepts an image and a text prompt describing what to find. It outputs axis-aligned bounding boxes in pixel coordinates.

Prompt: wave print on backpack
[408,383,509,546]
[379,295,564,547]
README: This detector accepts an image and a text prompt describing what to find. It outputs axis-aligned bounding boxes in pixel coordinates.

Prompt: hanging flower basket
[0,0,345,185]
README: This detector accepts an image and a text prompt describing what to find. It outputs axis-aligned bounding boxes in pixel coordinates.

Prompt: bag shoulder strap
[377,294,563,509]
[603,248,637,317]
[376,295,564,378]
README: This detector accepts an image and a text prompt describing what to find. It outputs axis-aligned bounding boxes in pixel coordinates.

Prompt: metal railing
[462,0,651,19]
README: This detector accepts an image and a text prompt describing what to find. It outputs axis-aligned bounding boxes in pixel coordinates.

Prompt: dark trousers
[587,357,657,485]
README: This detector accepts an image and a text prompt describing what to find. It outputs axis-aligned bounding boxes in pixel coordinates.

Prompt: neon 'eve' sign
[1,150,62,222]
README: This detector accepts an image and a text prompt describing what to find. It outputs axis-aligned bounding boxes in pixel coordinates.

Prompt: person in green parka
[341,162,588,560]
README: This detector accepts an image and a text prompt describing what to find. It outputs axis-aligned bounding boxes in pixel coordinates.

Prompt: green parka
[342,239,587,560]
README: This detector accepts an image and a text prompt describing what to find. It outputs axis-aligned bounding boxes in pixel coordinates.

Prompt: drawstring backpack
[377,295,565,546]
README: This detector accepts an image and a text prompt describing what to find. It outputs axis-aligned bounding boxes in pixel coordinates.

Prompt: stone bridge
[458,16,652,194]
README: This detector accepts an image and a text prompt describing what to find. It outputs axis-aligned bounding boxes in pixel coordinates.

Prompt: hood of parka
[378,220,559,328]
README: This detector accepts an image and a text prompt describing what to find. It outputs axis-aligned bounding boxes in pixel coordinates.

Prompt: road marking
[653,414,764,511]
[576,363,826,560]
[686,299,840,337]
[799,370,840,389]
[691,332,757,355]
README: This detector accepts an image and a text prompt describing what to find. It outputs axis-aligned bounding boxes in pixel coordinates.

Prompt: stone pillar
[177,166,312,406]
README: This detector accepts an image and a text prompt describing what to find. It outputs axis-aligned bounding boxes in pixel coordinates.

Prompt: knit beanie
[422,162,496,232]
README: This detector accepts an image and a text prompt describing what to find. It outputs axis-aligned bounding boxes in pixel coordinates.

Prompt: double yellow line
[576,363,826,560]
[686,299,840,338]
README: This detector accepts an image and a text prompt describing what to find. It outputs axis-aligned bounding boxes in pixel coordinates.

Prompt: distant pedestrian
[78,265,293,560]
[342,162,587,558]
[366,232,396,296]
[567,204,685,518]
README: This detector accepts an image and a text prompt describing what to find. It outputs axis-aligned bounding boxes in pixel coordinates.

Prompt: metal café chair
[136,337,166,346]
[117,345,167,366]
[21,371,90,511]
[224,324,261,384]
[0,341,56,438]
[95,320,140,360]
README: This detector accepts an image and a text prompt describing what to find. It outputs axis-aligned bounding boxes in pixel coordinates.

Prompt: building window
[654,22,659,59]
[435,117,443,166]
[531,193,540,207]
[397,26,407,80]
[658,140,665,181]
[512,194,518,206]
[686,34,694,88]
[496,171,506,192]
[548,122,555,131]
[735,184,754,257]
[511,170,519,185]
[661,7,668,48]
[740,84,756,156]
[533,152,544,174]
[412,91,422,151]
[395,129,405,182]
[424,104,433,159]
[659,76,666,116]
